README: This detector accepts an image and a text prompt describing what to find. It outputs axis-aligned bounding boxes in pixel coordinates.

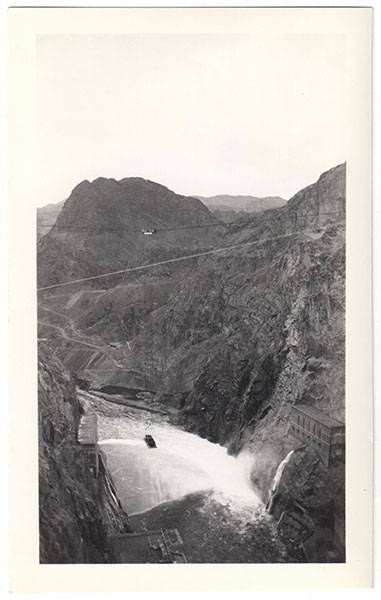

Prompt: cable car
[144,434,157,448]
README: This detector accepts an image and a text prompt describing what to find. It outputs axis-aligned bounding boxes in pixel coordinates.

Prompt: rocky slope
[267,446,345,555]
[141,221,345,445]
[196,194,286,213]
[122,163,346,545]
[38,344,130,563]
[211,209,250,223]
[37,177,222,288]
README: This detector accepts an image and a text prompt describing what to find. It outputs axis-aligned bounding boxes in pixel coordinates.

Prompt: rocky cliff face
[126,164,346,538]
[38,344,130,563]
[37,177,222,287]
[134,165,345,426]
[144,222,345,447]
[268,447,345,528]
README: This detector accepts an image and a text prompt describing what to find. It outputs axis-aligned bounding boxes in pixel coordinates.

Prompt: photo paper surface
[8,7,372,592]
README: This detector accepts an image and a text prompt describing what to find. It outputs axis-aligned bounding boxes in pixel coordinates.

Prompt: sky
[36,33,347,207]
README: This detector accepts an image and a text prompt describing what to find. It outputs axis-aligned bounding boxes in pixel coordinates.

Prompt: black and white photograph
[7,4,373,592]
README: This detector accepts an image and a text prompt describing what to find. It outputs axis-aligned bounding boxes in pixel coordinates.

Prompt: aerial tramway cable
[37,233,293,292]
[37,221,344,293]
[36,209,343,235]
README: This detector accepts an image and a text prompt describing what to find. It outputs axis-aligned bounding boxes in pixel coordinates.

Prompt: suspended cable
[37,224,142,232]
[37,226,337,292]
[36,209,344,235]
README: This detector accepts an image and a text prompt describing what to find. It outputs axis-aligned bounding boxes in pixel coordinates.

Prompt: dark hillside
[37,177,223,287]
[38,345,130,562]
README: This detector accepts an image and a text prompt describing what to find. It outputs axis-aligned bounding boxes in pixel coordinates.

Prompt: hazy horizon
[37,163,346,210]
[36,33,347,207]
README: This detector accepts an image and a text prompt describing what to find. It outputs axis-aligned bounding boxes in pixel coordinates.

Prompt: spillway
[98,414,260,515]
[79,391,288,563]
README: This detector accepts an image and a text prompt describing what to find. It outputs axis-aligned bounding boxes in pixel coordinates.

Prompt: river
[79,389,289,563]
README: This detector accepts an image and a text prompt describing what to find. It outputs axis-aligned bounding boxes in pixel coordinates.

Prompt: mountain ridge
[196,193,287,213]
[37,177,223,287]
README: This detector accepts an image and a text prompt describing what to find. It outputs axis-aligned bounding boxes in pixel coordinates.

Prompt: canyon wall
[38,344,130,563]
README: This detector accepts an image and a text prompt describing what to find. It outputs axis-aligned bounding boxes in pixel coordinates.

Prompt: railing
[98,449,123,509]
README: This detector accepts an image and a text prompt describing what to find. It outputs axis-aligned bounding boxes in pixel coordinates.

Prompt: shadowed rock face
[37,177,223,287]
[117,164,346,525]
[146,222,345,448]
[38,163,346,547]
[267,447,345,525]
[38,346,130,563]
[135,164,345,430]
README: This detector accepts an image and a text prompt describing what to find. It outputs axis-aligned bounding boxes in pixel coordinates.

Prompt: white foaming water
[270,450,294,494]
[97,412,260,515]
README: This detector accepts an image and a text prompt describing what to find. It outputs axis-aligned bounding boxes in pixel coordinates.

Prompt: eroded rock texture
[38,346,130,563]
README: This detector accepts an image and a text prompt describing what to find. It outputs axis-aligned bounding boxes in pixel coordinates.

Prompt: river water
[79,390,288,562]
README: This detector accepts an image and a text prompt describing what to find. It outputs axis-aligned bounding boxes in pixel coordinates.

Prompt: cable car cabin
[141,229,156,235]
[144,434,157,448]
